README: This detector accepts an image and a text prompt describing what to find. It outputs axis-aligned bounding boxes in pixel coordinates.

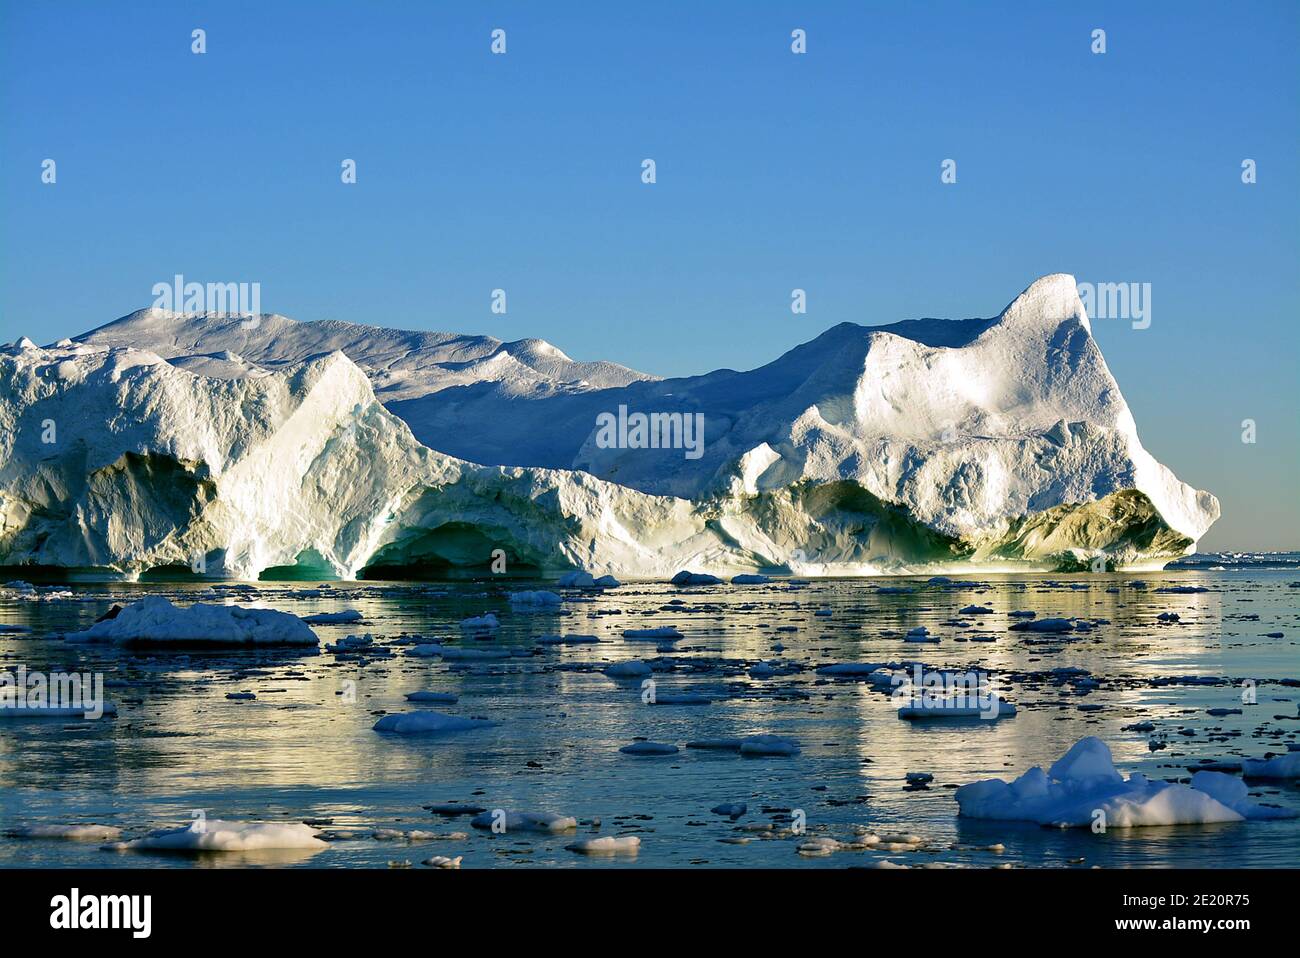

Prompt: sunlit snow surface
[0,566,1296,868]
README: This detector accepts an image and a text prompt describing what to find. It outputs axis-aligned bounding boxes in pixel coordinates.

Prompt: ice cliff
[0,275,1218,579]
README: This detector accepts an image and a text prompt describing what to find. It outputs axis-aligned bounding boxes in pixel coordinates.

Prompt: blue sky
[1,1,1296,549]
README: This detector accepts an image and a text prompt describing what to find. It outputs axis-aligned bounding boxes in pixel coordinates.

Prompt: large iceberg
[0,275,1218,579]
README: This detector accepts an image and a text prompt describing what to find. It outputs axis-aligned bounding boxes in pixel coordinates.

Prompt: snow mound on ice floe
[956,737,1292,827]
[372,710,495,734]
[113,820,326,851]
[64,596,317,646]
[1189,771,1296,819]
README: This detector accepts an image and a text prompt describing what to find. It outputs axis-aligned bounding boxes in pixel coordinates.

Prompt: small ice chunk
[651,692,711,705]
[604,661,652,678]
[620,741,679,756]
[738,735,799,757]
[508,591,562,608]
[469,810,577,833]
[301,609,363,624]
[622,626,682,640]
[1009,618,1075,633]
[565,835,640,855]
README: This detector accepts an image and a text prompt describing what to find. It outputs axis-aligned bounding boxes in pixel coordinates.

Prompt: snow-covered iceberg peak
[0,276,1219,579]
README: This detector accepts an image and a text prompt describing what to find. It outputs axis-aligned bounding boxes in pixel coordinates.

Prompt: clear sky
[1,1,1296,550]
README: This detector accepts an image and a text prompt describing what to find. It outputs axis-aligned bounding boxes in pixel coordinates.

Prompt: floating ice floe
[1242,753,1300,778]
[508,591,562,608]
[469,810,577,833]
[604,661,652,678]
[670,571,721,586]
[109,820,327,852]
[422,855,462,868]
[565,835,640,855]
[622,626,682,640]
[956,737,1296,827]
[731,574,771,585]
[739,735,799,757]
[64,596,318,646]
[711,803,747,818]
[536,633,599,645]
[326,633,374,652]
[620,741,679,756]
[301,609,363,624]
[459,613,500,631]
[372,710,495,734]
[7,824,122,841]
[651,692,711,705]
[1008,617,1075,633]
[557,571,620,588]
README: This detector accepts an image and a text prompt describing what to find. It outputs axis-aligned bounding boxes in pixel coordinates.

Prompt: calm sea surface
[1,565,1297,869]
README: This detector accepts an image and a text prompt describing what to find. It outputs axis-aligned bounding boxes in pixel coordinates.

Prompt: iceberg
[64,596,317,646]
[956,738,1295,827]
[0,275,1218,579]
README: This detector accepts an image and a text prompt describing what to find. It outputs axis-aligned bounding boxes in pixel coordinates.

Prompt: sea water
[0,560,1296,869]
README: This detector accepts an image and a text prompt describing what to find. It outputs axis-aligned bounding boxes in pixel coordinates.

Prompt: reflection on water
[0,569,1296,869]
